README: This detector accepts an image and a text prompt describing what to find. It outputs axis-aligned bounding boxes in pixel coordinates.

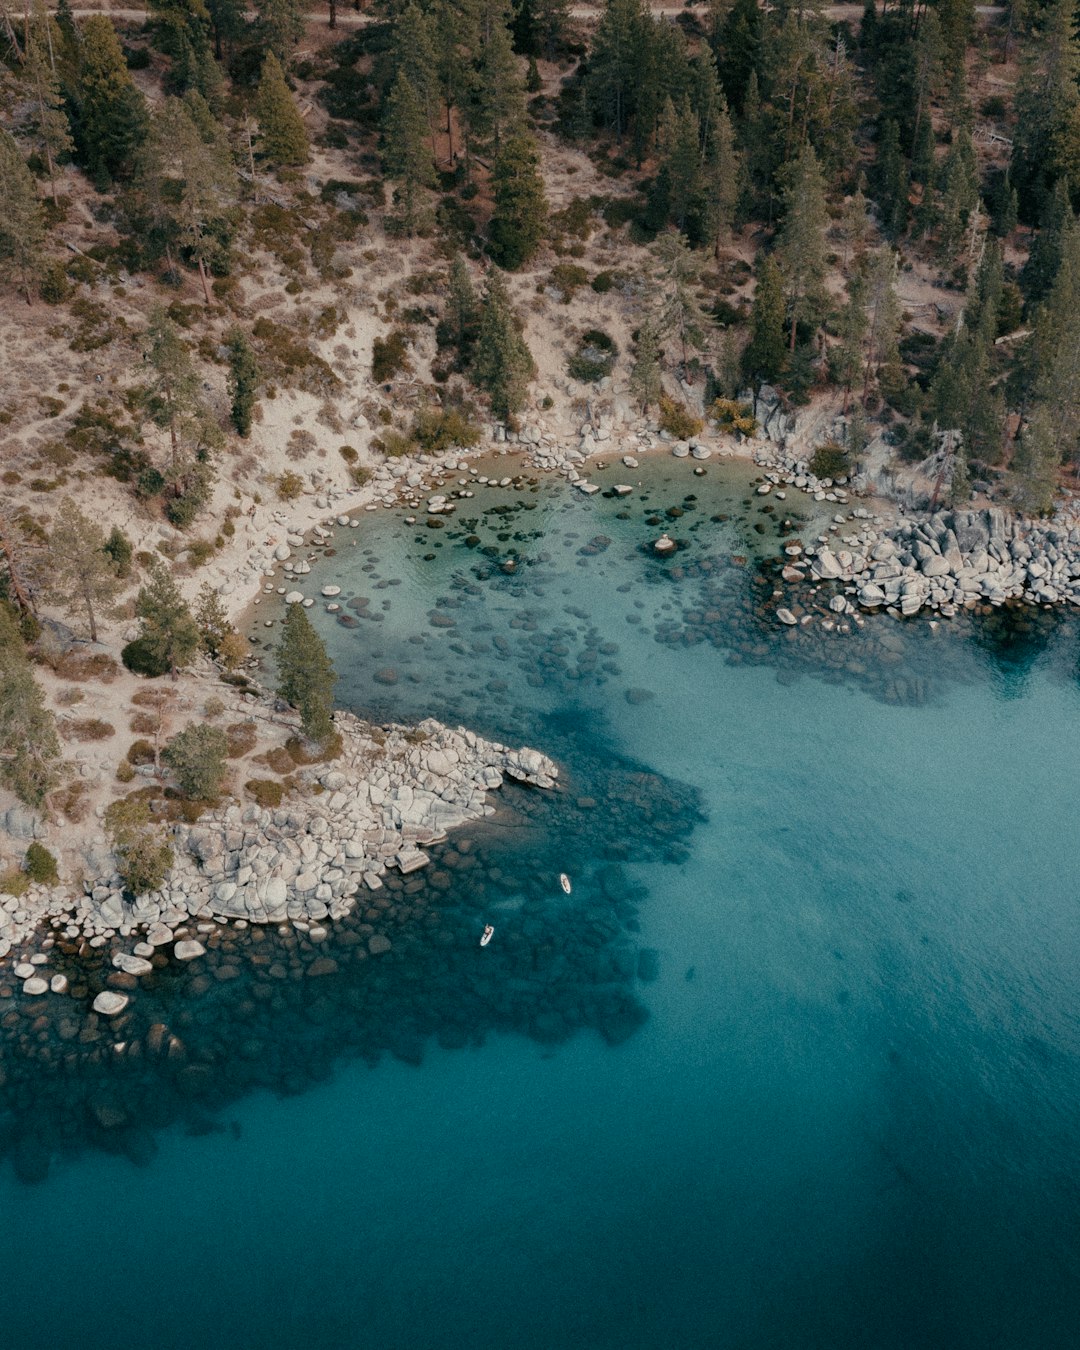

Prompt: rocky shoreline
[1,701,558,1001]
[749,442,1080,621]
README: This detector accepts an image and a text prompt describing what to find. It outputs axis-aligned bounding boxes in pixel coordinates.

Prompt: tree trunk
[197,255,212,306]
[0,517,34,614]
[329,0,337,28]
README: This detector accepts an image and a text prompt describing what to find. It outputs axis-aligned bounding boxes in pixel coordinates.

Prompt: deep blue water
[2,457,1079,1350]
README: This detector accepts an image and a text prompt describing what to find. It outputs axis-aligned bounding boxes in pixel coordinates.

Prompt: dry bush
[56,687,84,706]
[52,780,89,822]
[126,739,156,765]
[259,746,295,775]
[49,651,120,682]
[0,868,30,897]
[287,429,318,460]
[130,711,159,734]
[64,718,116,742]
[131,688,174,709]
[245,778,285,808]
[225,721,258,758]
[286,732,342,764]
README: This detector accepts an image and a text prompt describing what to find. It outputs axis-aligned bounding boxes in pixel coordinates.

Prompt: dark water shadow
[0,712,704,1184]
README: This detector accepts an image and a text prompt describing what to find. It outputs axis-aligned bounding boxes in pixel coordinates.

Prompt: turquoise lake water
[2,457,1079,1349]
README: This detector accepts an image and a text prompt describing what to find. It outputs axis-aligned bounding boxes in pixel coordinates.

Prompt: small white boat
[480,925,495,947]
[559,873,572,894]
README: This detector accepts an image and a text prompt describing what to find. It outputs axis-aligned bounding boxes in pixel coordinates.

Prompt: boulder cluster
[0,710,558,982]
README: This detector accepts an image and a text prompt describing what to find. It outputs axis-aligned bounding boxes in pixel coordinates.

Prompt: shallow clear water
[4,457,1080,1349]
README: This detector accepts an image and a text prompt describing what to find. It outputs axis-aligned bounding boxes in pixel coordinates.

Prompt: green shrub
[24,842,58,885]
[548,262,589,301]
[350,465,372,486]
[591,270,615,293]
[126,738,156,765]
[711,398,757,438]
[104,797,174,896]
[338,444,358,463]
[379,429,413,457]
[658,395,703,440]
[412,406,481,453]
[122,638,170,678]
[809,442,850,480]
[116,760,136,783]
[372,330,410,383]
[567,328,618,383]
[163,724,229,800]
[40,261,72,304]
[186,537,217,567]
[277,471,305,500]
[104,526,133,577]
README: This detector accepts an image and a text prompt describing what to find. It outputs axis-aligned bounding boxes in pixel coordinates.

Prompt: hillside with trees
[2,0,1080,838]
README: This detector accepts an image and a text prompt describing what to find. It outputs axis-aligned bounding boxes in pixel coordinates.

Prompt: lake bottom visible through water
[2,456,1079,1350]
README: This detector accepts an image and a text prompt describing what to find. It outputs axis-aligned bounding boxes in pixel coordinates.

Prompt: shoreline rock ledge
[0,712,560,958]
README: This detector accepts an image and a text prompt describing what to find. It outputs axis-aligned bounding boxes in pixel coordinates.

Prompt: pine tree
[630,315,664,410]
[533,0,569,59]
[862,248,903,404]
[743,254,786,396]
[277,603,336,745]
[226,328,259,436]
[738,69,772,213]
[40,497,122,642]
[430,0,473,163]
[0,606,60,808]
[1022,179,1074,302]
[135,559,201,676]
[832,269,867,412]
[77,15,149,186]
[256,0,305,63]
[150,92,237,303]
[912,9,944,148]
[440,255,480,361]
[256,52,309,166]
[144,305,202,461]
[651,231,707,370]
[0,130,46,305]
[473,269,536,421]
[1010,0,1080,221]
[911,111,936,189]
[776,143,829,352]
[195,579,231,653]
[656,95,700,233]
[206,0,245,59]
[1011,405,1059,515]
[701,97,740,259]
[712,0,762,115]
[588,0,648,142]
[488,128,547,269]
[383,69,436,233]
[938,127,979,259]
[837,182,870,270]
[467,16,527,158]
[874,119,909,239]
[949,437,971,506]
[390,2,439,152]
[24,0,74,206]
[1026,217,1080,462]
